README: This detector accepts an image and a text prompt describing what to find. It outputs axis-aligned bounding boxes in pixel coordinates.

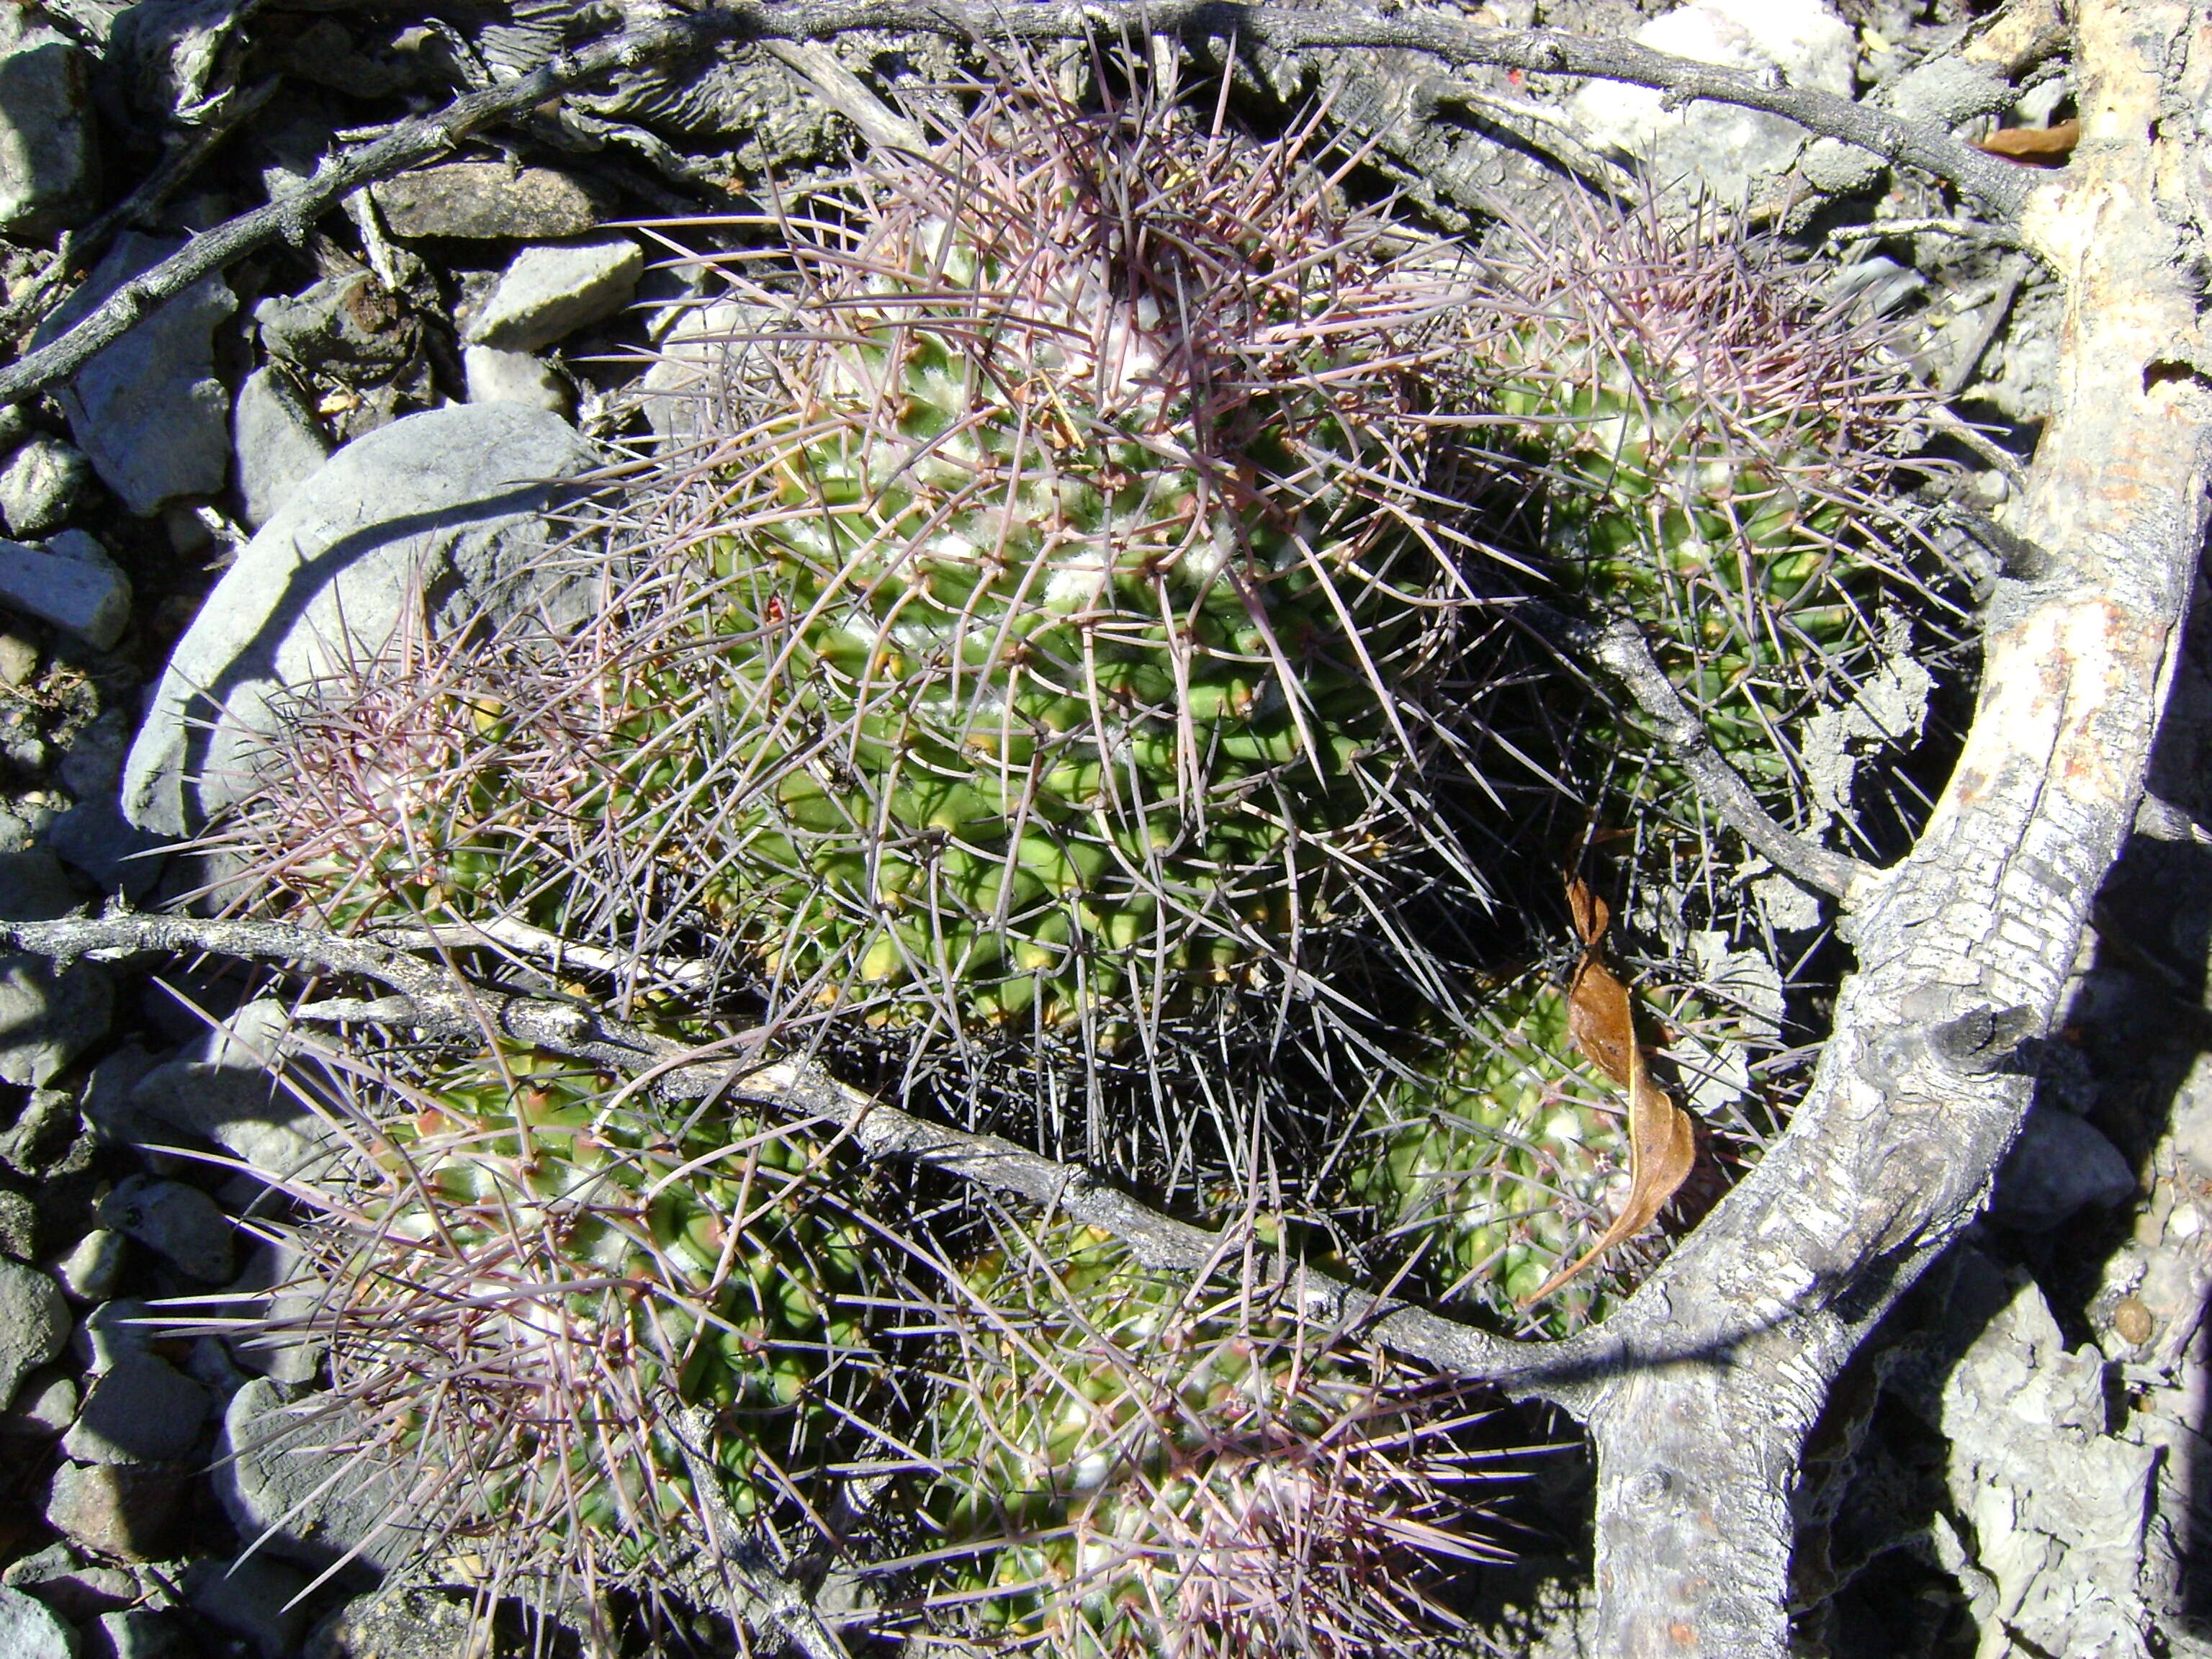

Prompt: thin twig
[0,76,282,348]
[1524,604,1879,902]
[0,907,1568,1391]
[0,0,2033,410]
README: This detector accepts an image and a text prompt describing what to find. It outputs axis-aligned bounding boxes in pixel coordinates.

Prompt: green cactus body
[1349,978,1632,1336]
[927,1224,1500,1657]
[325,1048,876,1561]
[645,112,1464,1040]
[231,92,1475,1061]
[1460,203,1941,813]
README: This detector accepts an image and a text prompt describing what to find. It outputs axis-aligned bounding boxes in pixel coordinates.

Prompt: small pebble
[2113,1295,2155,1346]
[0,631,37,685]
[56,1227,125,1300]
[0,436,93,538]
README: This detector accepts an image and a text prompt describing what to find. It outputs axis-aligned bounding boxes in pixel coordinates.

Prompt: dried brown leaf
[1516,880,1699,1308]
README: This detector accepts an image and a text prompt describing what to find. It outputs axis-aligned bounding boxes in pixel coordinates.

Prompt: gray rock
[0,439,94,539]
[57,710,127,803]
[0,1185,31,1259]
[123,403,599,837]
[305,1586,479,1659]
[55,1228,124,1300]
[73,1298,156,1373]
[1,1548,135,1622]
[217,1378,409,1575]
[185,1555,311,1659]
[0,1586,78,1659]
[0,1369,76,1438]
[466,236,642,353]
[371,162,603,238]
[231,367,330,531]
[127,1002,333,1182]
[1566,0,1855,202]
[463,344,569,413]
[43,1462,189,1560]
[78,1045,165,1147]
[1991,1105,2139,1230]
[0,1259,64,1406]
[1,1086,89,1177]
[0,954,110,1085]
[639,297,761,444]
[32,233,234,516]
[0,8,97,236]
[63,1353,210,1464]
[253,273,418,387]
[0,532,131,650]
[89,1609,190,1659]
[107,0,247,127]
[0,850,82,921]
[44,796,165,899]
[99,1174,233,1282]
[223,1238,323,1385]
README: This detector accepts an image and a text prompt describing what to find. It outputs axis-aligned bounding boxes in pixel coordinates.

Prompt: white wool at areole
[1568,0,1858,200]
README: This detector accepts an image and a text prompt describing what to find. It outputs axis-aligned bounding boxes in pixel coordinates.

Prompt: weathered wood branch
[1552,1,2212,1650]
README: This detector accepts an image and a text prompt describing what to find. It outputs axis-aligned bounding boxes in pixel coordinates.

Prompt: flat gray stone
[463,344,568,413]
[0,1586,78,1659]
[127,1001,334,1182]
[62,1353,208,1464]
[0,1258,65,1408]
[465,235,642,353]
[0,8,97,237]
[32,233,234,516]
[0,953,110,1085]
[1991,1105,2139,1231]
[91,1609,190,1659]
[99,1174,233,1282]
[43,1461,189,1561]
[371,162,603,239]
[122,403,598,838]
[0,437,94,539]
[73,1299,156,1374]
[231,367,329,531]
[0,1370,76,1439]
[223,1238,322,1385]
[0,532,131,650]
[217,1378,409,1575]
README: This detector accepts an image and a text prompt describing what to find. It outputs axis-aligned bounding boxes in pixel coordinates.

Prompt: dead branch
[0,909,1565,1390]
[0,0,2031,410]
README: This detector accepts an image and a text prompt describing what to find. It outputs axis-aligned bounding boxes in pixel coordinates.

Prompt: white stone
[0,531,130,649]
[1567,0,1855,201]
[463,344,570,413]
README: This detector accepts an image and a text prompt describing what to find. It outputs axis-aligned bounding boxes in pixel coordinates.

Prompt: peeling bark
[1568,2,2212,1650]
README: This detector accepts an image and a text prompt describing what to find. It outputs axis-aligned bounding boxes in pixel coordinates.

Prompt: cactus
[1460,198,1956,822]
[924,1222,1514,1658]
[1347,966,1770,1339]
[230,1042,892,1602]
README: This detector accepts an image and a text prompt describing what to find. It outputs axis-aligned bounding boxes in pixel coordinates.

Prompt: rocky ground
[0,1,2190,1657]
